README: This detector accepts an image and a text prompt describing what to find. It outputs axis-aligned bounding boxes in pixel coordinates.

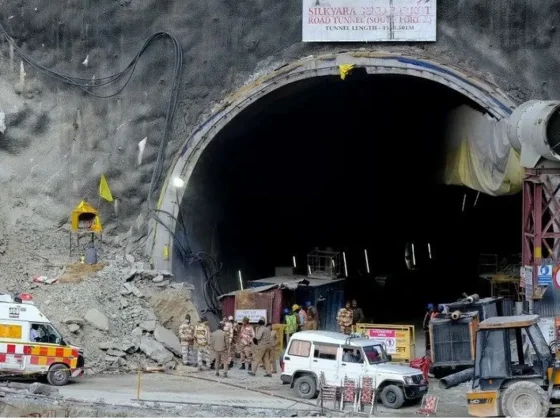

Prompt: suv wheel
[294,375,317,399]
[380,384,405,409]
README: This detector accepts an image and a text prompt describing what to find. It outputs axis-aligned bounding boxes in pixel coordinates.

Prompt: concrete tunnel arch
[147,51,517,285]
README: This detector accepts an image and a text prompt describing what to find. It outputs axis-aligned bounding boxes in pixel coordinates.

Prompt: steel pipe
[451,310,462,320]
[466,294,479,303]
[439,368,474,389]
[507,100,560,168]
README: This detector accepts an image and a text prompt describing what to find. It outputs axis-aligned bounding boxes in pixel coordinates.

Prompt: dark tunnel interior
[174,73,521,325]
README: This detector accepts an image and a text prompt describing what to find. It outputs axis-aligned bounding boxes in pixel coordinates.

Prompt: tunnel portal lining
[149,51,517,271]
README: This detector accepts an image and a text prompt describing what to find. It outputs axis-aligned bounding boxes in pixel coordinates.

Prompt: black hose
[439,368,474,389]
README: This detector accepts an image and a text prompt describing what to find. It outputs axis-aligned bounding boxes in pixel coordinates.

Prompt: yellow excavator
[467,314,560,417]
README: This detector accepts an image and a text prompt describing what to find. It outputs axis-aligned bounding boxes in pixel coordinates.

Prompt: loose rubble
[0,228,198,375]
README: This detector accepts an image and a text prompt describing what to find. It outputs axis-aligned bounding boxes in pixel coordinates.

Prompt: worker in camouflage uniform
[238,317,254,370]
[231,321,243,361]
[195,317,211,370]
[178,314,195,365]
[337,301,353,334]
[222,316,235,368]
[226,315,236,368]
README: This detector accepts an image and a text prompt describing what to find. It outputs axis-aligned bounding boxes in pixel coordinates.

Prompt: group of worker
[178,314,280,377]
[422,303,446,351]
[336,299,365,334]
[176,298,364,378]
[282,301,319,343]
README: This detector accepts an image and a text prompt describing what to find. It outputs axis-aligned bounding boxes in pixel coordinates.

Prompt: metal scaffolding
[307,249,342,279]
[522,167,560,301]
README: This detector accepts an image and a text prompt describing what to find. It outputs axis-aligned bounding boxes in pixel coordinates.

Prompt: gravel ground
[52,362,470,417]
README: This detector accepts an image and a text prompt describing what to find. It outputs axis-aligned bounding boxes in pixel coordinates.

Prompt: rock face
[84,309,109,331]
[154,325,182,356]
[151,288,199,333]
[139,336,174,364]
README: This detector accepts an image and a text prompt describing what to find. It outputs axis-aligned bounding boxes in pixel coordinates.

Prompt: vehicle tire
[380,384,405,409]
[47,363,71,386]
[501,381,549,418]
[293,375,317,399]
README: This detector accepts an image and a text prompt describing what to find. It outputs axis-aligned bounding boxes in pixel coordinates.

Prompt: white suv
[281,330,427,409]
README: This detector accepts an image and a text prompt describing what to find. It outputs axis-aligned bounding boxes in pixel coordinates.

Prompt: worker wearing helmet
[306,301,318,325]
[423,303,434,351]
[294,304,306,328]
[431,304,445,320]
[284,307,298,345]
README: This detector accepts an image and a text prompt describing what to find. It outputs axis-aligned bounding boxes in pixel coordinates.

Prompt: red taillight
[19,293,33,302]
[280,360,285,372]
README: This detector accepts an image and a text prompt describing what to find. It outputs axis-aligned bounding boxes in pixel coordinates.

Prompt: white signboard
[234,309,267,324]
[302,0,436,42]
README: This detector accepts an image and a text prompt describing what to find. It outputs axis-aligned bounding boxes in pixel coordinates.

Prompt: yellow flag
[339,64,355,80]
[99,174,114,202]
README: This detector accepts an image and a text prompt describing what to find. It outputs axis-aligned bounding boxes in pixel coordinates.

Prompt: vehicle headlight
[404,376,414,385]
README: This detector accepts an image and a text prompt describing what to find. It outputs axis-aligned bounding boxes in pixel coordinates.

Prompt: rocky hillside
[1,226,198,373]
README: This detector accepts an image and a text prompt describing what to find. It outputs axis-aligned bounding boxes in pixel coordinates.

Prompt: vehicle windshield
[362,344,387,364]
[476,329,508,380]
[526,324,553,371]
[33,323,66,346]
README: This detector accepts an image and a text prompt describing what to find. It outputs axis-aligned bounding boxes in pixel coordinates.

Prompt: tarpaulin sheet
[443,105,522,196]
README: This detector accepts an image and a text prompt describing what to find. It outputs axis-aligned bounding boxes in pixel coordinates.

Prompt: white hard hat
[228,315,234,321]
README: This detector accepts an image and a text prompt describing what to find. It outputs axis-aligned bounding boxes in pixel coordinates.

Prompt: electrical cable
[1,22,223,317]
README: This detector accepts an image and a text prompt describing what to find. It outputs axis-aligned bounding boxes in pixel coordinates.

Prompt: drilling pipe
[466,294,479,304]
[506,100,560,168]
[439,368,475,389]
[451,310,462,320]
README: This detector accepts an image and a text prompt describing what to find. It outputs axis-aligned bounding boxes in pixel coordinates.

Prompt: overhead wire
[0,22,223,317]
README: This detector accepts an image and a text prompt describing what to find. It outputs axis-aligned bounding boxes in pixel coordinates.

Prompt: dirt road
[58,366,470,417]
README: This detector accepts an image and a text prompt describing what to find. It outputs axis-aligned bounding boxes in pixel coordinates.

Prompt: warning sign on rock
[302,0,437,42]
[369,328,397,353]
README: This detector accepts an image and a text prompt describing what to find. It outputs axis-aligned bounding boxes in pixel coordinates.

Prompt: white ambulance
[0,293,84,385]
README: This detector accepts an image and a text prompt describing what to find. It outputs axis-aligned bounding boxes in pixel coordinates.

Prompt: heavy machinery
[467,314,560,417]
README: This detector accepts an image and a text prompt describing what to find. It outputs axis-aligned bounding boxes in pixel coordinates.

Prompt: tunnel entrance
[172,72,521,324]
